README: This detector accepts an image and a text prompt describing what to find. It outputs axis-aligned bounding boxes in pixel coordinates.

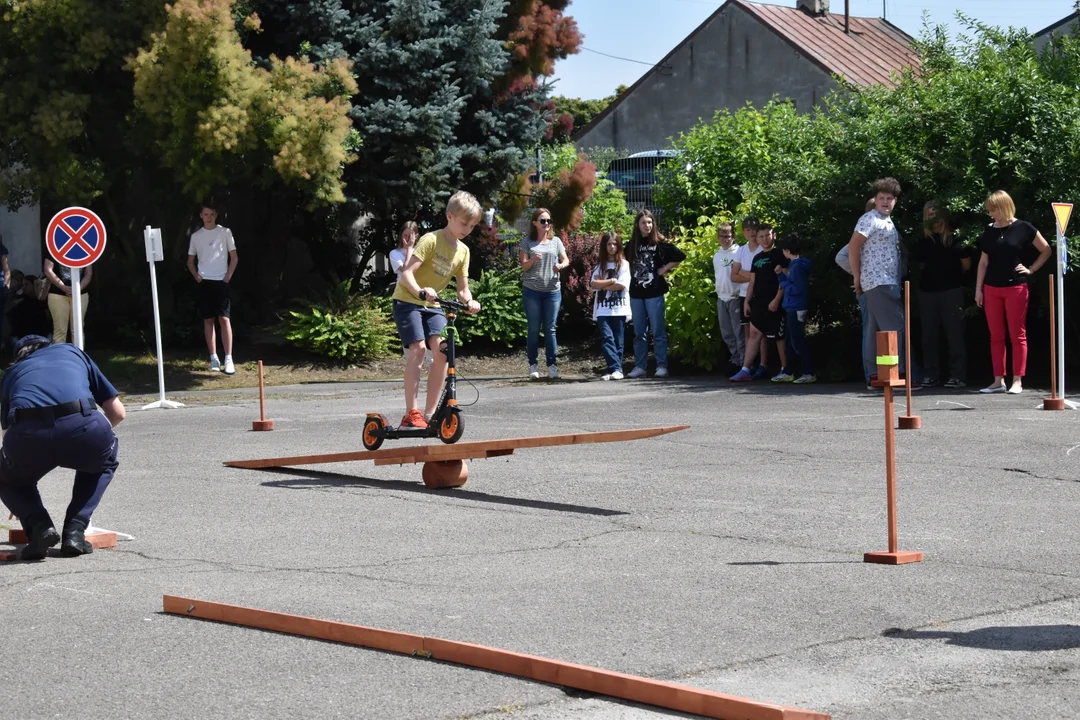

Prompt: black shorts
[199,279,231,319]
[749,301,785,340]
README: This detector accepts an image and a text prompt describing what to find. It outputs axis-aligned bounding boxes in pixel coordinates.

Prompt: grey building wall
[0,204,42,278]
[1033,14,1078,52]
[576,5,837,151]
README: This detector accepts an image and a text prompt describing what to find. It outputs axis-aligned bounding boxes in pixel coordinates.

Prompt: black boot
[21,525,60,561]
[60,527,93,556]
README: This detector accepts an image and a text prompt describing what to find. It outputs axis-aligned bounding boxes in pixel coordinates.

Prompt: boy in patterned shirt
[849,178,913,383]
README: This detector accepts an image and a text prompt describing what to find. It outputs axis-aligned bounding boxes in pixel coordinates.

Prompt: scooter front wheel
[438,411,464,444]
[362,416,386,451]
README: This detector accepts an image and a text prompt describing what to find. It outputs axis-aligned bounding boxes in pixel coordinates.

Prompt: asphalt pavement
[3,375,1080,719]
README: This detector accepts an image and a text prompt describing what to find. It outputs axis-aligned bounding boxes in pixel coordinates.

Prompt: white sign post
[142,226,184,410]
[1052,203,1076,409]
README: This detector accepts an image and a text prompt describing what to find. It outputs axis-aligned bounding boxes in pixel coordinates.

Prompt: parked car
[604,150,679,206]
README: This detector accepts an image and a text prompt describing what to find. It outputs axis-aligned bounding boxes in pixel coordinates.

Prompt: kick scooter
[361,292,473,451]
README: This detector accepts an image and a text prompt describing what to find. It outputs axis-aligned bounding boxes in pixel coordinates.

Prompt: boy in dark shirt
[731,224,789,382]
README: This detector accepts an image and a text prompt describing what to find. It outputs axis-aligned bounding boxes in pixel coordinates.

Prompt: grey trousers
[863,284,906,375]
[919,287,966,381]
[717,296,745,367]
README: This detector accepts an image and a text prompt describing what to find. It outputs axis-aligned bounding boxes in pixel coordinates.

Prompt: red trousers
[983,284,1029,377]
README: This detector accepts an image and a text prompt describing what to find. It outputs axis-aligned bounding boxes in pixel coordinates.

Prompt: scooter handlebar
[418,291,469,312]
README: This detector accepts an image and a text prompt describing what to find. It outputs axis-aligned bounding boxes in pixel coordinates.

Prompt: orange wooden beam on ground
[223,425,691,470]
[163,595,829,720]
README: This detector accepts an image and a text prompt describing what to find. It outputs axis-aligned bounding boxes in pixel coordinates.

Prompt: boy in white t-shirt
[729,216,765,378]
[187,203,239,374]
[711,222,744,370]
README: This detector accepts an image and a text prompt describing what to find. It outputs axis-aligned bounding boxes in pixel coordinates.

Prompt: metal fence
[506,146,678,238]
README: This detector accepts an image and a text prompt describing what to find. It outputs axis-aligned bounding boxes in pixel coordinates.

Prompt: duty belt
[12,398,97,424]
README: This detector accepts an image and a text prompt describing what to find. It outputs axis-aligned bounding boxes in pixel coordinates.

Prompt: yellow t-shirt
[391,230,471,307]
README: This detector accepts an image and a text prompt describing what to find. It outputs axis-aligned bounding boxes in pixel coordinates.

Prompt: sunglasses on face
[538,218,552,225]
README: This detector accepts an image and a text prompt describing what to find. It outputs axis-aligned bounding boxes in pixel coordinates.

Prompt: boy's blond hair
[985,190,1016,220]
[446,191,483,222]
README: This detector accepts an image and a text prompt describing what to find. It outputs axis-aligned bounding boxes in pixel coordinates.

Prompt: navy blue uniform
[0,343,120,540]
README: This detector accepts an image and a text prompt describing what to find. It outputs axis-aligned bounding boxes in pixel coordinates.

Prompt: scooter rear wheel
[438,411,464,444]
[362,416,385,451]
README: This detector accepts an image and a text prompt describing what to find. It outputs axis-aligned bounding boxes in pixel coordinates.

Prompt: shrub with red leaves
[558,231,601,331]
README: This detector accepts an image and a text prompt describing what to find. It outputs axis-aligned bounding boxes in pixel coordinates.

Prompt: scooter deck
[224,425,690,470]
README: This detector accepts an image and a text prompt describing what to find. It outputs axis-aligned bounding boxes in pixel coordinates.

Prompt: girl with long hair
[624,210,684,378]
[590,232,632,380]
[914,201,971,388]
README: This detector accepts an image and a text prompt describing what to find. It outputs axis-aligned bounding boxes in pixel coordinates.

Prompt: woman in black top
[624,210,684,379]
[915,202,971,388]
[974,191,1051,395]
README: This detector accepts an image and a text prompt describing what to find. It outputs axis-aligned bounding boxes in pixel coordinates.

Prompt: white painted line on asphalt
[937,400,974,410]
[28,583,103,597]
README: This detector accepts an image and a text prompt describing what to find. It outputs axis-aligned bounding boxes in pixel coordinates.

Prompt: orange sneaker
[400,409,428,429]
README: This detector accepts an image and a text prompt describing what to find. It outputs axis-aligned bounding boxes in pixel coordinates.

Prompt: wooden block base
[422,460,468,489]
[898,415,921,430]
[8,529,117,549]
[864,550,923,565]
[1044,397,1066,411]
[252,419,275,431]
[0,551,15,562]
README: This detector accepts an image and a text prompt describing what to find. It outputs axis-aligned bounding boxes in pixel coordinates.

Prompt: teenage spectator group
[502,179,1051,393]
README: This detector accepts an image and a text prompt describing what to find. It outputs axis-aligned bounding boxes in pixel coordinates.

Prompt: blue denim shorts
[392,300,446,349]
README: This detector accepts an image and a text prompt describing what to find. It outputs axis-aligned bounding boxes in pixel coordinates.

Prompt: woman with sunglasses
[519,208,570,379]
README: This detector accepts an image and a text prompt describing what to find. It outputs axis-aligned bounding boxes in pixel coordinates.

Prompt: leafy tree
[129,0,357,206]
[551,84,626,138]
[249,0,579,267]
[0,0,166,209]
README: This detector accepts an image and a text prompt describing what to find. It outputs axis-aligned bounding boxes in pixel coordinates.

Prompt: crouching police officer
[0,335,125,560]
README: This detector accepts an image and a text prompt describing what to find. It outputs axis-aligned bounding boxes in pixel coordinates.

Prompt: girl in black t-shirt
[974,190,1051,395]
[623,210,684,379]
[914,202,971,388]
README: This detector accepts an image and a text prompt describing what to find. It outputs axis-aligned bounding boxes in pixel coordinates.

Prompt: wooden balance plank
[163,595,828,720]
[224,425,690,470]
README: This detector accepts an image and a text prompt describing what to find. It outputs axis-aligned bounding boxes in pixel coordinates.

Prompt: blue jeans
[630,295,668,370]
[785,309,814,375]
[523,287,561,367]
[596,316,626,373]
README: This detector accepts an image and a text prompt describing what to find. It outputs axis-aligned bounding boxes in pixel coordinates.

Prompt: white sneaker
[627,367,647,379]
[1007,384,1023,395]
[654,367,669,378]
[610,370,623,380]
[548,365,559,379]
[528,364,539,379]
[223,356,236,375]
[209,355,221,372]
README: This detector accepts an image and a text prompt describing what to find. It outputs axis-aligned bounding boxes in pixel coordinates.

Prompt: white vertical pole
[149,240,167,405]
[1057,227,1067,400]
[142,227,183,411]
[71,267,84,350]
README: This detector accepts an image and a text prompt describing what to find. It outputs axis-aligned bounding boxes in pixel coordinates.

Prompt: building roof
[573,0,920,142]
[741,1,920,88]
[1033,11,1078,39]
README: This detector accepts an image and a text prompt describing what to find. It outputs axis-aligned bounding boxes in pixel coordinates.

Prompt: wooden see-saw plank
[224,425,690,470]
[163,595,828,720]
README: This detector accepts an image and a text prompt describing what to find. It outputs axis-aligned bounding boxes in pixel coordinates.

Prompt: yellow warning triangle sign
[1053,202,1073,237]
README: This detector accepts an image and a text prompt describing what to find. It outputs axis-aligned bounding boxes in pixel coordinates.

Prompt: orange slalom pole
[252,360,275,431]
